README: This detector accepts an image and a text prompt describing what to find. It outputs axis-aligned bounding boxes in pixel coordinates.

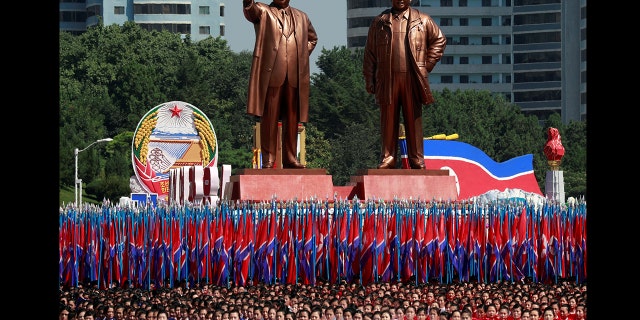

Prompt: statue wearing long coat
[243,0,318,124]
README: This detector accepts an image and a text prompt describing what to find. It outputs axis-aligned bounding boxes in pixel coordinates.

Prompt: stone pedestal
[545,170,565,203]
[226,169,334,201]
[347,169,458,202]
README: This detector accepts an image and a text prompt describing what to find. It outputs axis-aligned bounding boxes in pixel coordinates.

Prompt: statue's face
[391,0,410,11]
[273,0,290,9]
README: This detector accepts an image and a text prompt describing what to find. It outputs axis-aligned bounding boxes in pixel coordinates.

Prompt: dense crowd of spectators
[58,278,586,320]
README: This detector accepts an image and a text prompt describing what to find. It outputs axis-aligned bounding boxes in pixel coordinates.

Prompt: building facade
[347,0,586,123]
[60,0,226,42]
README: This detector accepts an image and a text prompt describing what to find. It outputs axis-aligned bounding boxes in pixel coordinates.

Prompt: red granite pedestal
[226,169,335,201]
[226,168,458,202]
[347,169,458,202]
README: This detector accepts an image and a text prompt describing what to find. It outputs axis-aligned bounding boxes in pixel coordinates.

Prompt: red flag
[235,210,253,286]
[487,214,499,282]
[187,216,198,283]
[381,211,397,282]
[414,211,426,283]
[549,210,562,278]
[436,212,446,279]
[573,210,586,280]
[315,212,329,280]
[563,214,573,279]
[374,212,386,282]
[360,212,376,285]
[277,211,290,283]
[400,215,413,282]
[424,211,436,280]
[286,214,298,284]
[538,211,550,282]
[446,211,458,276]
[328,211,345,283]
[346,210,361,282]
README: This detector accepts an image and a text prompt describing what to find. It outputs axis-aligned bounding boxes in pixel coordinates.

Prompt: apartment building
[60,0,225,42]
[347,0,586,123]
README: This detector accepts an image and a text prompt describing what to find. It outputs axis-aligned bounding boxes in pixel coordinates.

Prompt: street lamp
[74,138,113,207]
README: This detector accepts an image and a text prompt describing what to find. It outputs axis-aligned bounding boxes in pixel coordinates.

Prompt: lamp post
[74,138,113,207]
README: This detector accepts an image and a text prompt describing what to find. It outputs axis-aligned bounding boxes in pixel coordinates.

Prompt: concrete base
[227,169,334,201]
[348,169,458,201]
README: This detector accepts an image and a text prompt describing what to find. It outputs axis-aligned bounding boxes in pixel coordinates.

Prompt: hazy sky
[224,0,348,74]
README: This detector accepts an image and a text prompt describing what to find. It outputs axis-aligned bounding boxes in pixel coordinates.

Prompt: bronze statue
[363,0,446,169]
[243,0,318,169]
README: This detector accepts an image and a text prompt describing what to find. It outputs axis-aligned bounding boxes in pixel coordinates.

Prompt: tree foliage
[59,23,587,201]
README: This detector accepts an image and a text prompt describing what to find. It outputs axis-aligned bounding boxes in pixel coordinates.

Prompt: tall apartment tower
[347,0,586,123]
[60,0,226,43]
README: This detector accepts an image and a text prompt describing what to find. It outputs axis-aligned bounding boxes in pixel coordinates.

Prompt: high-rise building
[60,0,226,43]
[347,0,586,124]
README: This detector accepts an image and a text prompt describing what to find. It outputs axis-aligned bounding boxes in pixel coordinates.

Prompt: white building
[60,0,226,42]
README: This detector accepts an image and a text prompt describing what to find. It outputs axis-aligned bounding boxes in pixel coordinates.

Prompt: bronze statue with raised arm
[243,0,318,169]
[363,0,446,169]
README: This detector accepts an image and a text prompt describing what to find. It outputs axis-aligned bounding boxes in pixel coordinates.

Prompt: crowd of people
[58,278,586,320]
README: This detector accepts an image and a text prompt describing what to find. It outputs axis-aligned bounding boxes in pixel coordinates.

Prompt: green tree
[59,24,587,201]
[310,47,377,141]
[303,123,333,170]
[328,122,380,186]
[199,48,256,172]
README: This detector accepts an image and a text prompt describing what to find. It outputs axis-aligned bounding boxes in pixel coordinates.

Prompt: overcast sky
[224,0,348,74]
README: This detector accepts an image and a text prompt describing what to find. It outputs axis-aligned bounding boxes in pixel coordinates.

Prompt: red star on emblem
[170,104,183,118]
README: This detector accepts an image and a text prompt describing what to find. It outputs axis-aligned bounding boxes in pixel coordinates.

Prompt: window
[459,56,469,64]
[482,56,492,64]
[514,50,561,63]
[459,18,468,26]
[114,6,125,15]
[440,18,452,26]
[482,37,492,45]
[482,18,492,26]
[482,75,492,83]
[459,37,468,45]
[441,56,453,64]
[199,6,210,14]
[199,26,210,35]
[459,0,468,6]
[441,76,453,83]
[514,70,561,83]
[482,0,492,6]
[513,90,561,102]
[513,31,561,45]
[134,4,190,14]
[138,23,190,34]
[60,10,86,23]
[220,4,224,17]
[514,12,560,25]
[87,5,100,17]
[348,36,367,47]
[440,0,453,6]
[219,24,225,37]
[460,75,469,83]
